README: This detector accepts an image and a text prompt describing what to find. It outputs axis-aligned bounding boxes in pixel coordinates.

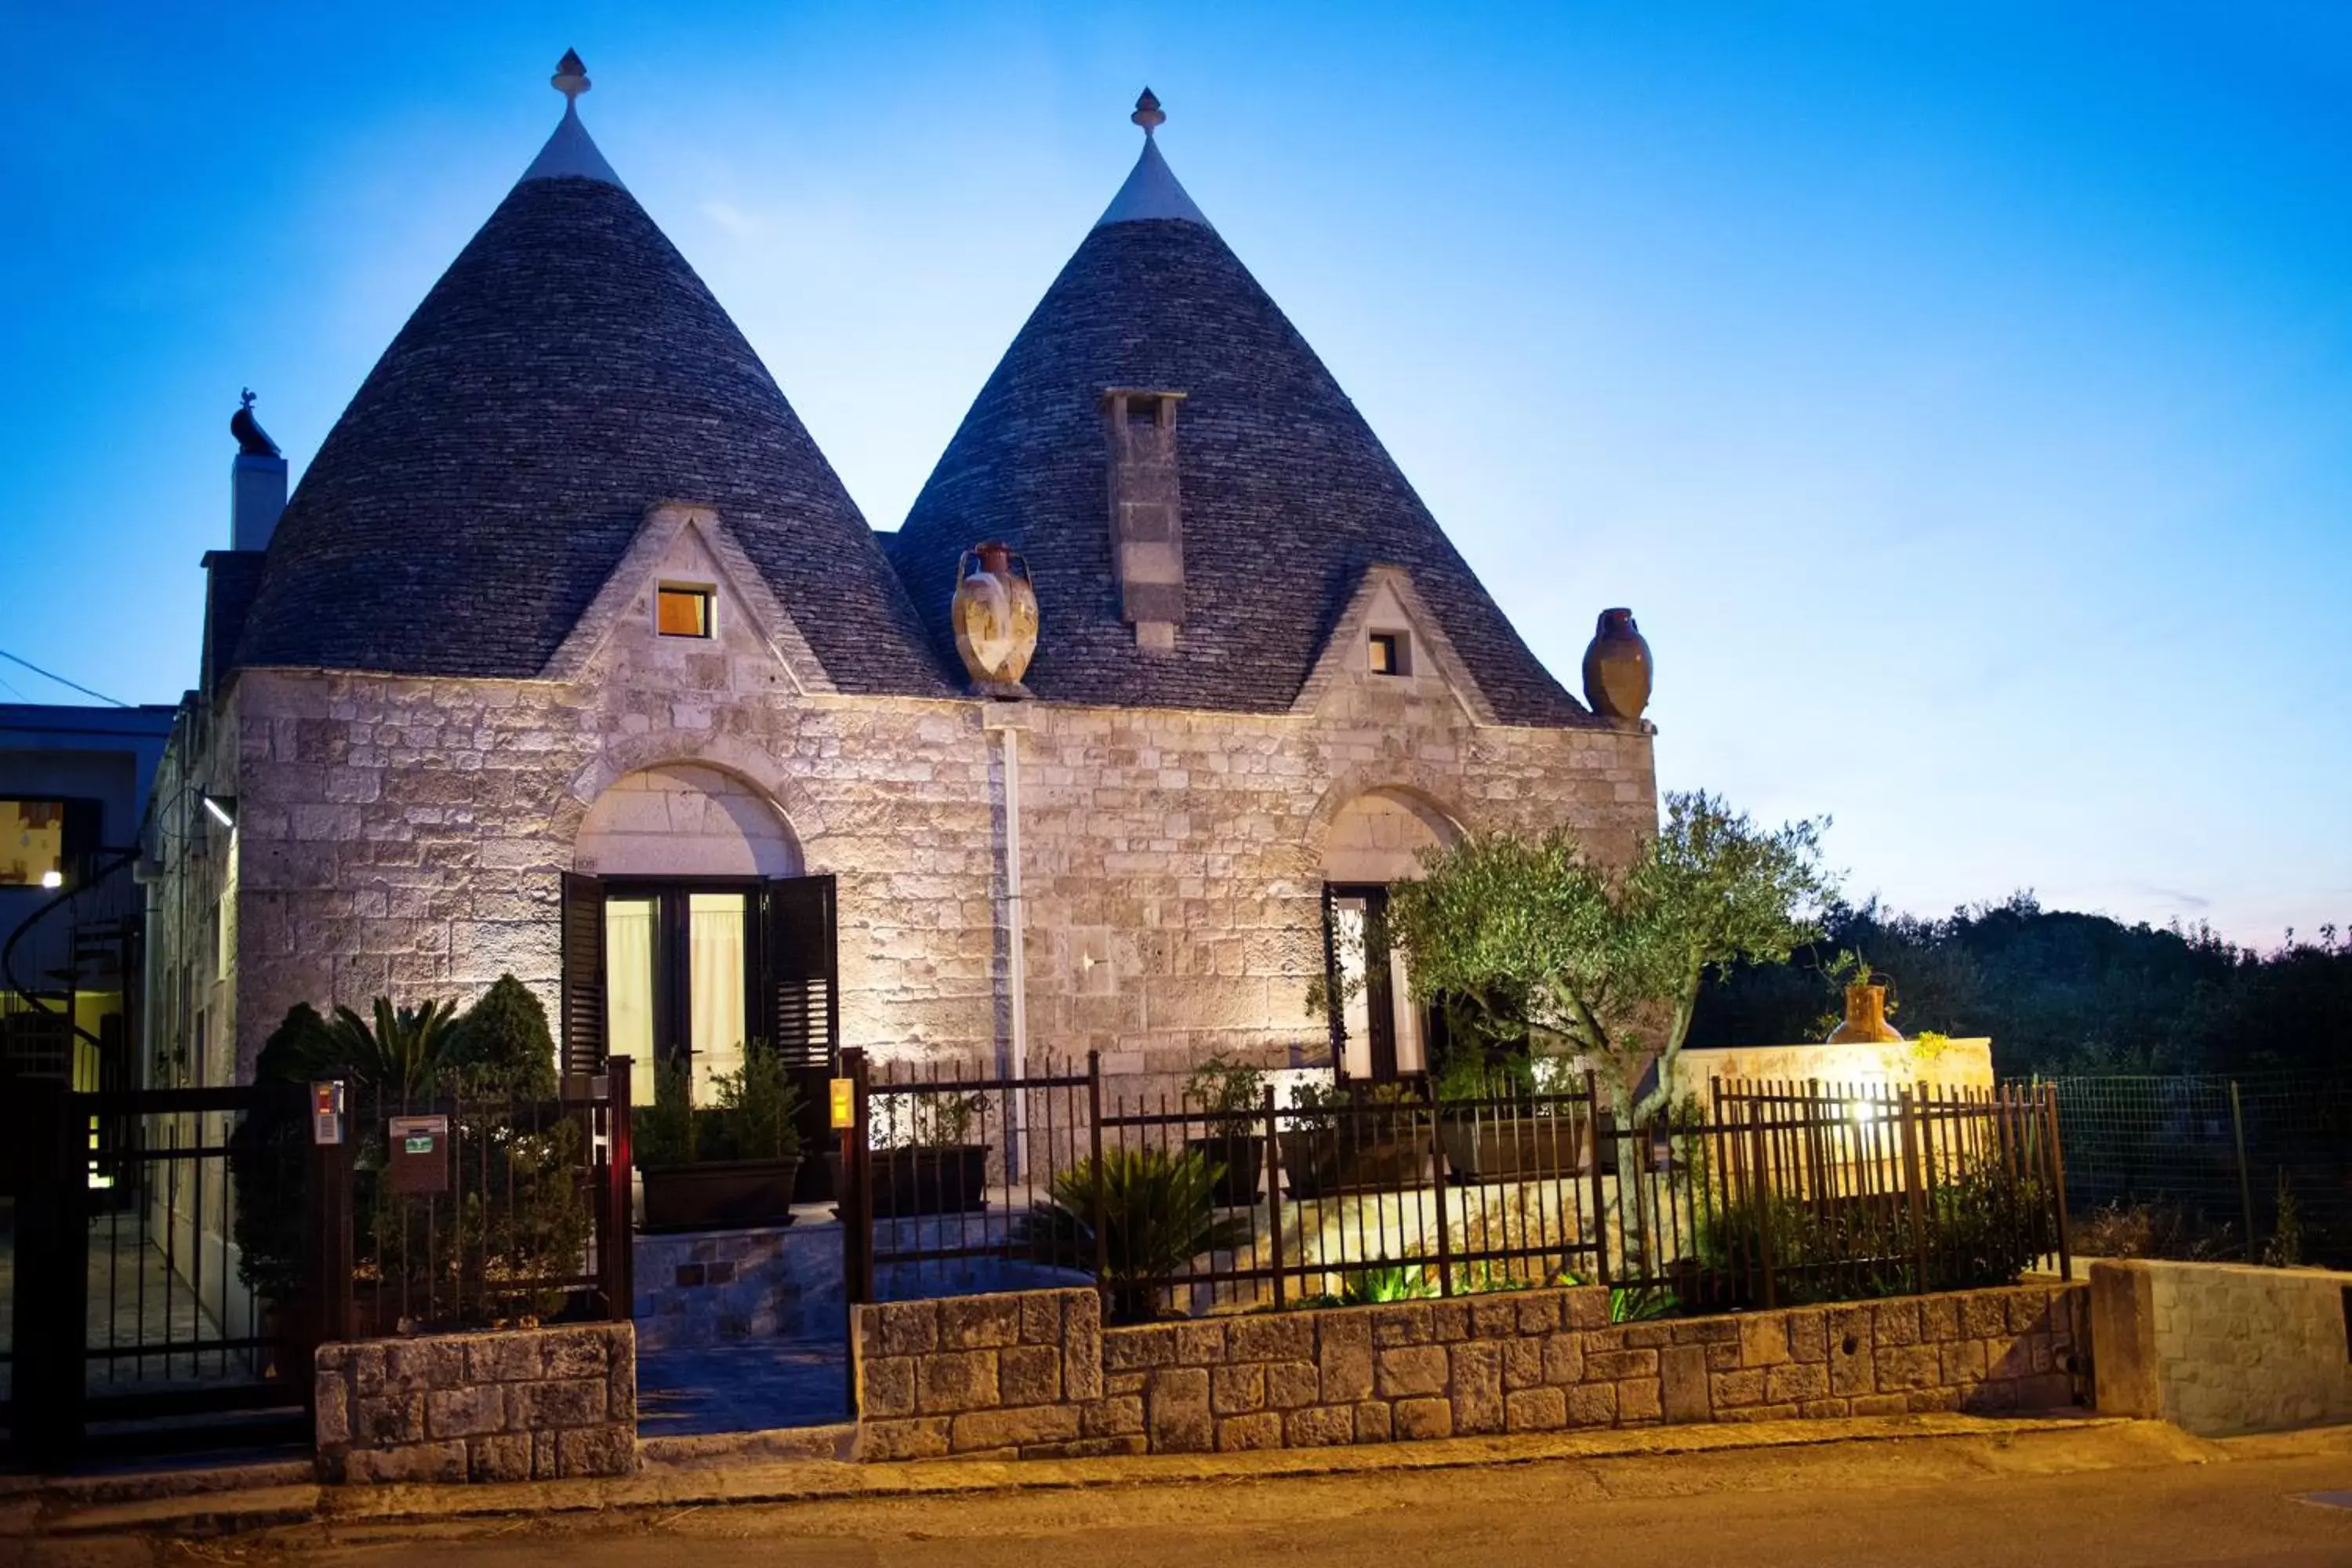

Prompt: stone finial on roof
[1097,88,1210,230]
[1132,87,1166,136]
[553,49,590,101]
[230,388,280,459]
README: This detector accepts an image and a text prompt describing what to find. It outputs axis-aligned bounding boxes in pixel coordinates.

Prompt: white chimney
[230,388,286,551]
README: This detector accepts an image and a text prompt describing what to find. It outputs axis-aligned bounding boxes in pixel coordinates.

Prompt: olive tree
[1387,791,1832,1265]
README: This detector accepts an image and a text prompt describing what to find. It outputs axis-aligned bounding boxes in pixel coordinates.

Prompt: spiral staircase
[2,846,143,1093]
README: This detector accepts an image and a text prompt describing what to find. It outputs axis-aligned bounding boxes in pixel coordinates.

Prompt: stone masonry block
[1063,1293,1104,1402]
[346,1442,467,1485]
[1000,1345,1062,1406]
[1266,1359,1320,1410]
[1919,1297,1961,1342]
[862,1356,918,1419]
[1584,1349,1658,1381]
[1083,1396,1146,1438]
[385,1340,466,1392]
[540,1327,612,1379]
[1450,1341,1504,1435]
[1660,1345,1711,1423]
[1148,1367,1213,1453]
[1563,1288,1610,1330]
[1541,1333,1586,1386]
[939,1295,1025,1350]
[1354,1402,1393,1443]
[1940,1338,1991,1385]
[1502,1335,1545,1392]
[1506,1386,1568,1432]
[1211,1362,1266,1416]
[1217,1412,1287,1450]
[879,1300,940,1357]
[1020,1292,1064,1345]
[1174,1319,1229,1365]
[859,1417,953,1462]
[426,1384,507,1440]
[1470,1296,1520,1339]
[1284,1405,1356,1447]
[469,1433,532,1483]
[1738,1316,1790,1368]
[1428,1301,1471,1341]
[1392,1397,1454,1441]
[917,1350,1000,1414]
[1318,1312,1374,1403]
[1711,1369,1766,1408]
[1961,1294,2009,1339]
[1566,1383,1617,1426]
[316,1375,350,1447]
[1370,1303,1432,1348]
[1849,1394,1910,1417]
[1229,1314,1315,1363]
[1617,1378,1664,1423]
[1874,1345,1943,1392]
[467,1334,543,1385]
[1103,1324,1178,1372]
[1766,1362,1829,1405]
[1377,1345,1450,1399]
[1874,1301,1921,1347]
[355,1395,426,1447]
[1515,1294,1563,1335]
[557,1425,638,1479]
[508,1377,606,1430]
[1786,1312,1829,1364]
[951,1405,1082,1452]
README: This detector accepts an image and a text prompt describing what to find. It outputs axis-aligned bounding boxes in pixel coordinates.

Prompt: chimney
[229,389,286,551]
[1101,388,1185,652]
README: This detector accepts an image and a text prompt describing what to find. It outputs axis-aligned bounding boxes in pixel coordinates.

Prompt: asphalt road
[22,1427,2352,1568]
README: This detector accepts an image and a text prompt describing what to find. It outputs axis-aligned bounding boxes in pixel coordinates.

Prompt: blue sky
[3,2,2347,943]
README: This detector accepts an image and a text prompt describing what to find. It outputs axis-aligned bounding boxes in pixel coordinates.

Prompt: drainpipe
[1000,724,1029,1181]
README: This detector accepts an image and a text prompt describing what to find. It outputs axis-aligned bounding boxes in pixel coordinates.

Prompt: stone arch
[572,760,801,877]
[552,731,828,858]
[1309,779,1468,884]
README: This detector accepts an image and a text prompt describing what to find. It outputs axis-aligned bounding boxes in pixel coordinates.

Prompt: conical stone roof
[235,74,946,695]
[890,104,1591,726]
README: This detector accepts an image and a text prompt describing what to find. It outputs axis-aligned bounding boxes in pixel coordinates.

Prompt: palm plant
[319,996,466,1100]
[1019,1146,1254,1323]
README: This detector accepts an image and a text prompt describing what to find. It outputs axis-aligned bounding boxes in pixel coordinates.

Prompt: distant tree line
[1690,892,2352,1078]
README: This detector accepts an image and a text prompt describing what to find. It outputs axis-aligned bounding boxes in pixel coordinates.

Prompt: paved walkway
[635,1336,850,1437]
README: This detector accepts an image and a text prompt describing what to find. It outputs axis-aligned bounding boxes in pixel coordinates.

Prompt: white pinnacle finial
[1131,87,1165,137]
[553,49,590,103]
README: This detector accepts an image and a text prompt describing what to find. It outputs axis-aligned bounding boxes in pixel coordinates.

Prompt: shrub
[1018,1146,1255,1323]
[633,1055,701,1171]
[449,975,557,1098]
[711,1040,804,1163]
[1184,1053,1267,1116]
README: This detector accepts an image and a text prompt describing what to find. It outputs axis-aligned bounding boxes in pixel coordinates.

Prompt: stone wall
[314,1322,639,1483]
[2089,1258,2352,1436]
[851,1282,2087,1461]
[187,506,1653,1080]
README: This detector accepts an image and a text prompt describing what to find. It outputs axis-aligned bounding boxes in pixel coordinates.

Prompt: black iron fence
[837,1052,2068,1323]
[2031,1073,2352,1268]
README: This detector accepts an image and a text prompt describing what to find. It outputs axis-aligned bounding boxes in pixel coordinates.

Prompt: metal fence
[2031,1073,2352,1268]
[837,1051,2068,1323]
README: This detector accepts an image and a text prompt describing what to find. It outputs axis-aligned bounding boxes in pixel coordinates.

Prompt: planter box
[1439,1115,1594,1181]
[1185,1134,1267,1208]
[831,1145,992,1216]
[641,1157,802,1233]
[1279,1127,1426,1200]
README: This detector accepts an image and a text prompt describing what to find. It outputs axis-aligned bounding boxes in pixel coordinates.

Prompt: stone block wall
[2089,1258,2352,1435]
[315,1322,639,1483]
[852,1282,2087,1461]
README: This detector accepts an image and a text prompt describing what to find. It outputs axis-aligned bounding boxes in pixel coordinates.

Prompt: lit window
[2,799,65,888]
[1368,630,1410,677]
[656,585,713,638]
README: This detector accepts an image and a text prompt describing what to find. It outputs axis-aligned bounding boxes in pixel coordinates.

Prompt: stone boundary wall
[851,1283,2087,1461]
[2089,1258,2352,1436]
[315,1322,639,1483]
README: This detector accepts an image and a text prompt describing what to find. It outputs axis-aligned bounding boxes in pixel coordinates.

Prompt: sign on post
[829,1077,855,1131]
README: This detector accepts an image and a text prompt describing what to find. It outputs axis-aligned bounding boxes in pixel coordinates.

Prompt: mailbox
[388,1114,452,1195]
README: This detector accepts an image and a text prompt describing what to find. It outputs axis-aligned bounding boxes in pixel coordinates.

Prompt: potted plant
[864,1085,993,1216]
[1182,1053,1269,1207]
[1432,1047,1593,1181]
[1279,1079,1428,1200]
[635,1040,805,1232]
[1014,1146,1254,1323]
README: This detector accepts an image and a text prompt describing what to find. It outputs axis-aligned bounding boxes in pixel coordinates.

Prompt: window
[1368,630,1410,677]
[1,799,67,887]
[656,584,714,638]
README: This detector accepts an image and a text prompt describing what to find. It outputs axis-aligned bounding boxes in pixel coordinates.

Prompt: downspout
[1001,724,1029,1181]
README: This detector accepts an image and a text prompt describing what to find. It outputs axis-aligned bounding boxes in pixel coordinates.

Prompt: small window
[656,585,713,638]
[1,799,66,888]
[1368,630,1410,677]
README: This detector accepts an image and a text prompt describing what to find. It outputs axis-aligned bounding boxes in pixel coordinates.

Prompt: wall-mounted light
[40,869,62,890]
[201,793,238,829]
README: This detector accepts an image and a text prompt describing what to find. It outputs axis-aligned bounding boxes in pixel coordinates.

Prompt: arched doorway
[563,767,837,1154]
[1319,789,1459,1083]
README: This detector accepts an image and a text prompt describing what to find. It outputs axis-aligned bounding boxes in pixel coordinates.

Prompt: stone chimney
[1101,387,1185,652]
[229,389,287,551]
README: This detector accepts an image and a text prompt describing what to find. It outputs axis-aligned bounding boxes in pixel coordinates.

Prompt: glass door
[600,886,753,1106]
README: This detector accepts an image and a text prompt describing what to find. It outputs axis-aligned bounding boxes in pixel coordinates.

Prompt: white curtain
[688,892,747,1105]
[1334,899,1373,1081]
[604,898,656,1109]
[1390,942,1425,1075]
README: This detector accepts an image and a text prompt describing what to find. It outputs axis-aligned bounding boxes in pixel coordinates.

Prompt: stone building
[154,62,1657,1122]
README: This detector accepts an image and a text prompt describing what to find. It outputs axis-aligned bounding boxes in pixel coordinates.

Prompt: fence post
[1586,1073,1610,1290]
[603,1057,634,1321]
[1897,1087,1929,1293]
[1087,1049,1108,1312]
[2227,1080,2257,1263]
[1428,1080,1454,1296]
[840,1047,873,1305]
[12,1076,87,1466]
[1263,1083,1286,1311]
[2040,1082,2073,1283]
[306,1080,354,1353]
[1746,1098,1776,1309]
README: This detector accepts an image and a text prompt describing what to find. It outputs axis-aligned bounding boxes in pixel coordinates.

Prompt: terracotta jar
[1581,608,1652,722]
[1827,982,1904,1044]
[951,541,1039,691]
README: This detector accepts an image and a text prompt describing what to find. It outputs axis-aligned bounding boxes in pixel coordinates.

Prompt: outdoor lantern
[201,792,238,828]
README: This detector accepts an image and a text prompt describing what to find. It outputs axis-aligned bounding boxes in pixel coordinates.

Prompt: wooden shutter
[762,874,838,1070]
[1319,882,1349,1076]
[559,872,605,1079]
